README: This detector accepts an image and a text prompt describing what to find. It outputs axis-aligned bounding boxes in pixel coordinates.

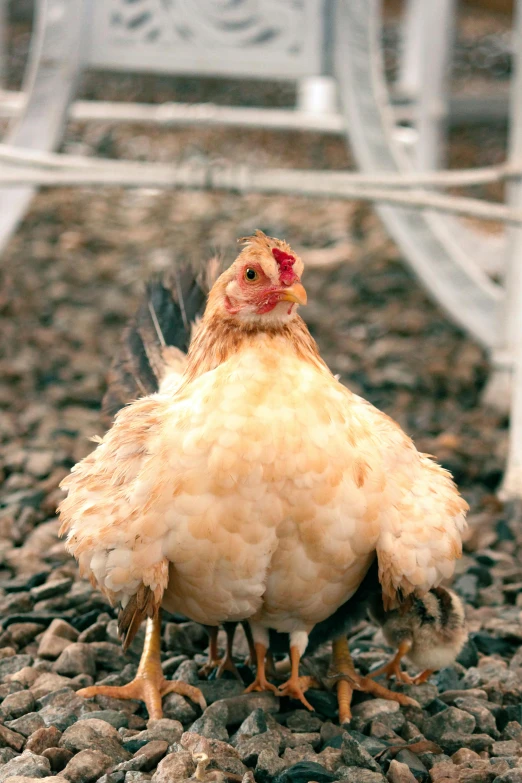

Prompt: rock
[0,594,33,615]
[387,760,418,783]
[6,667,40,688]
[96,774,125,783]
[451,748,482,764]
[122,723,183,753]
[286,712,323,733]
[6,712,46,737]
[60,719,131,764]
[37,688,91,732]
[132,741,169,770]
[0,723,25,751]
[492,771,522,783]
[161,693,198,724]
[284,733,321,750]
[37,620,78,660]
[491,740,520,757]
[31,674,77,700]
[334,768,386,783]
[52,644,96,678]
[394,749,428,782]
[25,451,55,478]
[236,730,281,765]
[187,702,229,741]
[26,727,62,754]
[77,710,128,730]
[255,748,286,783]
[42,748,74,772]
[423,707,476,742]
[0,655,33,681]
[30,579,73,602]
[7,623,45,647]
[150,751,195,783]
[341,733,381,772]
[0,751,51,782]
[234,708,269,741]
[0,749,18,764]
[62,749,113,783]
[273,761,337,782]
[124,774,152,783]
[1,689,37,719]
[453,697,499,737]
[352,699,400,726]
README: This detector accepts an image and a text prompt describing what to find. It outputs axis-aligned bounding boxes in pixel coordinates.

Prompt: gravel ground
[2,7,522,783]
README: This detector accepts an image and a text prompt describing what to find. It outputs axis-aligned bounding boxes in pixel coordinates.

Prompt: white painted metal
[297,76,338,115]
[334,0,502,350]
[396,0,424,101]
[500,0,522,498]
[86,0,325,80]
[0,0,88,252]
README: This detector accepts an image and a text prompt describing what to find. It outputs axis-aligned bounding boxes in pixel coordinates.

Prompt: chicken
[368,586,467,685]
[59,231,467,718]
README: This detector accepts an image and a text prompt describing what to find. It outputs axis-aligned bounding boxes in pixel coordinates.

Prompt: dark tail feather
[103,262,218,421]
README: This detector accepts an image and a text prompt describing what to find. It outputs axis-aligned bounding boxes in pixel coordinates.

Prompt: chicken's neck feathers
[180,310,328,388]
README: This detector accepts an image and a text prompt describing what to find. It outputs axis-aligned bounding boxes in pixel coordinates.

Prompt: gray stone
[89,643,127,672]
[31,674,77,700]
[284,732,321,750]
[453,696,500,738]
[423,707,475,742]
[1,689,36,719]
[255,749,286,783]
[37,688,91,732]
[0,722,26,751]
[6,712,46,737]
[124,774,152,783]
[394,749,429,782]
[273,761,337,782]
[286,712,323,733]
[37,621,78,661]
[97,774,125,783]
[0,655,33,681]
[62,749,113,783]
[492,772,522,783]
[341,734,381,772]
[42,748,74,773]
[52,645,96,678]
[77,710,128,730]
[387,760,417,783]
[134,740,168,768]
[60,719,131,764]
[188,702,229,741]
[159,693,198,724]
[234,708,269,741]
[351,699,400,726]
[236,730,282,765]
[0,749,18,764]
[26,727,62,755]
[150,751,195,783]
[122,722,183,753]
[8,623,45,647]
[335,768,386,783]
[491,740,521,757]
[30,579,73,602]
[0,751,51,782]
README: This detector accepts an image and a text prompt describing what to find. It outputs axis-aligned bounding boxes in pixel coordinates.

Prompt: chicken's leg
[199,625,222,677]
[216,622,243,680]
[328,636,420,725]
[276,644,314,710]
[78,611,206,719]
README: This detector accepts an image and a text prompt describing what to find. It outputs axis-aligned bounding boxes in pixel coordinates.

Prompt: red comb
[272,247,296,286]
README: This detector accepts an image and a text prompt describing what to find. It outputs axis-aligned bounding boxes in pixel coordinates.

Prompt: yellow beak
[280,282,307,306]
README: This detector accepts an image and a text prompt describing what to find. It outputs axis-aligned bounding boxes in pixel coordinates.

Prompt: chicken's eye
[245,268,258,282]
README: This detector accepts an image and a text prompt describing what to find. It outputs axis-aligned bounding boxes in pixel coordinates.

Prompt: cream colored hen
[59,231,467,717]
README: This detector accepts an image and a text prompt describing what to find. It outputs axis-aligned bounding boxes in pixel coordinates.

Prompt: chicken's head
[213,231,307,325]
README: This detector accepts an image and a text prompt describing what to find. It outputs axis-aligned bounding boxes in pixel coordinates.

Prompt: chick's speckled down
[58,232,468,646]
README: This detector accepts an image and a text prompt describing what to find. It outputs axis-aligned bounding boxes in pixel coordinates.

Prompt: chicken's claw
[277,677,314,711]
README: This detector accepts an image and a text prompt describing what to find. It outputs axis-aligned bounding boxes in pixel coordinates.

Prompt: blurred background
[0,0,518,568]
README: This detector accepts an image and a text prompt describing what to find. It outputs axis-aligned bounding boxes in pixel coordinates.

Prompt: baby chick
[368,586,467,684]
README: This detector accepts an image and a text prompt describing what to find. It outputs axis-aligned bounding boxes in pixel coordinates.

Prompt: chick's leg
[215,622,243,680]
[329,636,420,726]
[199,625,222,677]
[78,611,206,719]
[368,639,413,683]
